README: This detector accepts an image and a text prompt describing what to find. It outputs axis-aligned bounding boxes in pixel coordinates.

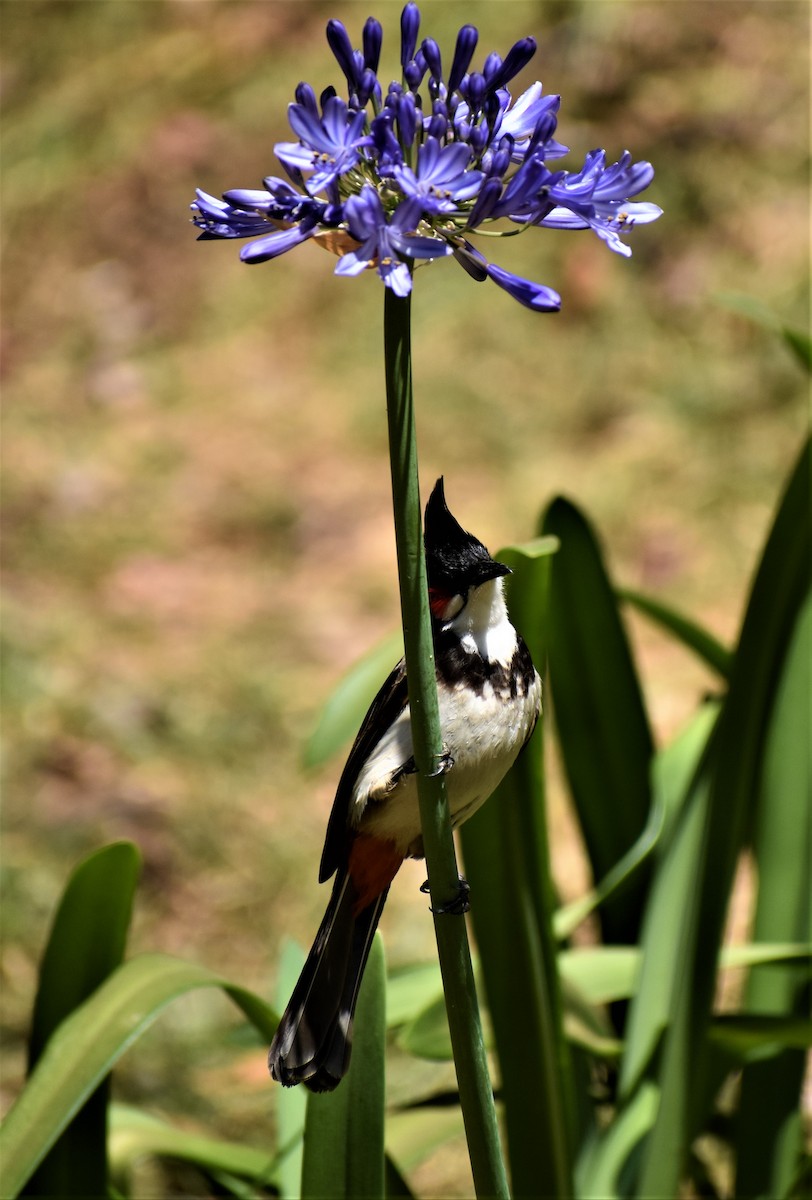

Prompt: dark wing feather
[318,658,409,883]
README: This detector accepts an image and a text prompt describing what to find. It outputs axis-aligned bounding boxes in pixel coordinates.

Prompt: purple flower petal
[363,17,383,74]
[487,37,536,92]
[326,20,360,89]
[240,222,316,263]
[486,264,561,311]
[400,2,420,68]
[448,24,478,94]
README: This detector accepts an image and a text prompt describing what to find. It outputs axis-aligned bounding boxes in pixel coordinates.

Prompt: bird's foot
[420,874,470,915]
[427,750,455,778]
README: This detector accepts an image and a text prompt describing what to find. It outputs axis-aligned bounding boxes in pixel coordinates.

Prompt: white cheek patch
[448,578,518,667]
[442,593,465,622]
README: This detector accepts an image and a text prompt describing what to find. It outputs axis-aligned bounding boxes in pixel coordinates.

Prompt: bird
[268,477,541,1091]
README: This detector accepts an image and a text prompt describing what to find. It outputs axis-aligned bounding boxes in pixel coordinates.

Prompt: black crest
[424,478,510,593]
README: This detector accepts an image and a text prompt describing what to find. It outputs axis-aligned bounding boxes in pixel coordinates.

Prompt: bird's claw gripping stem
[420,874,471,915]
[427,750,455,778]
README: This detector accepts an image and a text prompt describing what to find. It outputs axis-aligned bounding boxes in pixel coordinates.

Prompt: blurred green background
[1,0,808,1192]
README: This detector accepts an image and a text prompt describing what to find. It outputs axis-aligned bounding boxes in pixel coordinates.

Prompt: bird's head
[423,478,511,625]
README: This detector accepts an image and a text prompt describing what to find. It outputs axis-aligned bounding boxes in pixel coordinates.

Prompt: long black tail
[268,871,388,1092]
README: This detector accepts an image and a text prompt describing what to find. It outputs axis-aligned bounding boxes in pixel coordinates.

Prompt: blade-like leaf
[736,589,812,1198]
[555,702,719,941]
[398,992,453,1061]
[304,632,402,768]
[619,588,732,679]
[301,934,386,1200]
[541,498,654,946]
[386,962,443,1027]
[560,987,623,1060]
[384,1152,416,1199]
[710,1014,812,1055]
[0,953,278,1199]
[275,942,307,1200]
[564,943,811,1011]
[576,1080,660,1199]
[715,292,812,373]
[397,943,810,1065]
[26,841,141,1199]
[782,326,812,372]
[461,536,576,1200]
[386,1107,465,1176]
[637,439,811,1199]
[108,1103,275,1188]
[616,704,719,1097]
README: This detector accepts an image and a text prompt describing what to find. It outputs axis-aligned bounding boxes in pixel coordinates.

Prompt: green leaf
[614,705,718,1097]
[384,1152,416,1199]
[541,497,654,946]
[275,941,307,1200]
[560,948,641,1007]
[301,934,386,1200]
[386,1107,465,1176]
[386,961,443,1028]
[397,969,624,1065]
[576,1080,660,1199]
[782,325,812,373]
[108,1103,275,1189]
[397,992,452,1060]
[637,438,812,1199]
[304,631,401,768]
[0,953,278,1199]
[619,588,732,679]
[715,292,812,373]
[562,943,809,1009]
[461,536,576,1200]
[26,841,141,1199]
[736,589,812,1198]
[554,702,719,941]
[709,1014,812,1056]
[559,978,623,1060]
[725,943,812,972]
[398,942,810,1068]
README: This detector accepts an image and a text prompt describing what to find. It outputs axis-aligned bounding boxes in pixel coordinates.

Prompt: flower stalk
[383,282,510,1199]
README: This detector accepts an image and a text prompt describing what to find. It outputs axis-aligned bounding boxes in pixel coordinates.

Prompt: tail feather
[269,871,388,1092]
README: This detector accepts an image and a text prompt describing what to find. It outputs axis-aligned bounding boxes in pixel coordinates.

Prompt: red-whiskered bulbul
[268,478,541,1091]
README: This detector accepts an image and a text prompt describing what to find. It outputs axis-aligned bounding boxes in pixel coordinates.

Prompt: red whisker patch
[429,587,452,619]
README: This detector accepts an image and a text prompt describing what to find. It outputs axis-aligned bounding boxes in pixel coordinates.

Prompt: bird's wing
[318,658,409,883]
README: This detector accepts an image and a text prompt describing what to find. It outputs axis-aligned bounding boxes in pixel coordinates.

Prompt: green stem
[383,283,511,1200]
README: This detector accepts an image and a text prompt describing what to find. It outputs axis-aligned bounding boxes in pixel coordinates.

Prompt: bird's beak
[473,559,512,585]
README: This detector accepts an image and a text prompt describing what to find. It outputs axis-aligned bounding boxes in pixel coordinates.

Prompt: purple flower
[334,185,450,296]
[192,190,275,241]
[393,138,484,214]
[496,83,568,159]
[538,150,662,256]
[191,4,661,309]
[275,96,367,194]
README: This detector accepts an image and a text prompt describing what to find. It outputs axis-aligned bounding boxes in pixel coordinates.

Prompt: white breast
[350,575,540,856]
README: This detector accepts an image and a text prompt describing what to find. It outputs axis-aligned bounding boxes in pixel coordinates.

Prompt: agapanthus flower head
[191,5,661,311]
